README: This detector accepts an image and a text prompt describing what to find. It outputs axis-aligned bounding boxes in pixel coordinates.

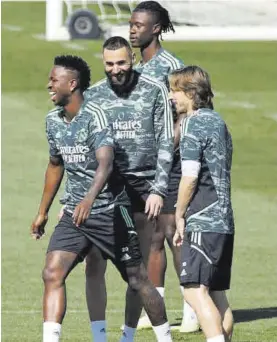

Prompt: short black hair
[54,55,91,92]
[103,36,132,57]
[133,1,175,37]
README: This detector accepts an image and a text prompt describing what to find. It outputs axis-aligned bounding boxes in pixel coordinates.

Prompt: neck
[140,39,161,63]
[186,105,196,116]
[64,94,84,121]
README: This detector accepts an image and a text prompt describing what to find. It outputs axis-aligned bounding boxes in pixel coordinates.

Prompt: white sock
[156,287,165,298]
[152,322,172,342]
[207,334,225,342]
[120,325,136,342]
[183,301,198,320]
[90,320,106,342]
[43,322,61,342]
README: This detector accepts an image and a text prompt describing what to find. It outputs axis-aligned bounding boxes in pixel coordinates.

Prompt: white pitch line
[2,309,182,314]
[2,24,23,32]
[32,33,45,40]
[267,113,277,122]
[61,42,87,51]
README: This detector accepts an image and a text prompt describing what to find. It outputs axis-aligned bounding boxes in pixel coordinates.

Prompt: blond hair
[169,66,214,110]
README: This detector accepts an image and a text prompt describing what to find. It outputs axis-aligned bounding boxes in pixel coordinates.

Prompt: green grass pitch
[2,2,277,341]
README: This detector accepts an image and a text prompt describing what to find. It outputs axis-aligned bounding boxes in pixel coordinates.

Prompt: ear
[153,23,161,35]
[70,79,78,92]
[132,52,136,64]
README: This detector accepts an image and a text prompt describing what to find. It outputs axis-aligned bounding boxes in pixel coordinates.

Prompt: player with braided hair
[128,0,200,333]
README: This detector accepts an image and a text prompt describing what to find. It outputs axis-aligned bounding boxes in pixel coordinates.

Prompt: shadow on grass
[233,307,277,323]
[171,307,277,327]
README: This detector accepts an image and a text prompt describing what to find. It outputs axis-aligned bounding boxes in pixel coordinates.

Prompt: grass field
[2,2,277,341]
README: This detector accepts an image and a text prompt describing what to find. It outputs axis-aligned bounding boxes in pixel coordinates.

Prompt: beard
[106,68,135,96]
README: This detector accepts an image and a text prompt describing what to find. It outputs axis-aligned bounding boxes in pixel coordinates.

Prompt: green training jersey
[46,103,116,215]
[180,108,235,234]
[85,71,174,198]
[136,48,185,189]
[135,48,184,85]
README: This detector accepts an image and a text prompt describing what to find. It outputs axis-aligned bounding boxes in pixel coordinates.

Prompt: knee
[42,264,64,287]
[85,249,107,278]
[151,231,165,251]
[183,285,208,304]
[126,266,148,292]
[164,224,176,245]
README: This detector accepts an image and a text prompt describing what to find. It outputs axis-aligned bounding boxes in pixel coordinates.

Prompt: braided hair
[134,1,175,38]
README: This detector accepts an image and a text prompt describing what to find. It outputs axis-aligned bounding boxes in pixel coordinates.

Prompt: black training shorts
[47,205,142,272]
[180,231,234,291]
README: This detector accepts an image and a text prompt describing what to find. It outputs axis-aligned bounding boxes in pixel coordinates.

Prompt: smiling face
[129,11,160,48]
[103,46,134,89]
[47,66,76,106]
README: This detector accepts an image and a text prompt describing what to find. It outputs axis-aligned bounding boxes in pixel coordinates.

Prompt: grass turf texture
[2,2,277,341]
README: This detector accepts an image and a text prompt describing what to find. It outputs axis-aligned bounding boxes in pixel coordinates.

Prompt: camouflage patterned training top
[46,103,116,215]
[136,48,185,190]
[135,48,184,85]
[180,108,235,234]
[85,71,174,198]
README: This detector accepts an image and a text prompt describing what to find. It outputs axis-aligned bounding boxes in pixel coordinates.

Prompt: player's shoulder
[46,106,63,122]
[83,99,109,128]
[84,78,107,98]
[139,73,168,93]
[182,108,215,134]
[158,48,185,70]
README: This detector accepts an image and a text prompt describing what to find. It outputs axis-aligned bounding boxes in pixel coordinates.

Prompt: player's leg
[163,212,199,333]
[180,232,233,341]
[85,245,108,341]
[42,251,79,323]
[122,211,156,332]
[43,211,91,341]
[210,291,233,341]
[184,284,224,340]
[136,213,167,329]
[114,205,172,341]
[123,263,172,342]
[209,234,234,341]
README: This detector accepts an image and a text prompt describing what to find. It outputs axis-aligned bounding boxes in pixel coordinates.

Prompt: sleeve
[152,84,174,197]
[45,119,60,158]
[86,102,114,151]
[180,116,205,162]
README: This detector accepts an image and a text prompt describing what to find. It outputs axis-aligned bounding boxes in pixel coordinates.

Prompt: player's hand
[72,197,93,227]
[145,194,163,220]
[30,214,48,240]
[58,205,65,220]
[173,217,185,247]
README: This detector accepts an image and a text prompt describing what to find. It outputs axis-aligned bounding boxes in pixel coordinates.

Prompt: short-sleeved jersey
[46,104,115,214]
[180,108,234,234]
[85,71,174,198]
[136,48,185,188]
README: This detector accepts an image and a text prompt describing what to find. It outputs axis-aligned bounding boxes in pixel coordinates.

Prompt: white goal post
[45,0,277,41]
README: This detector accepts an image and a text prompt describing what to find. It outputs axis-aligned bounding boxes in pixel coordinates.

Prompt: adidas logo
[180,269,187,276]
[165,329,171,336]
[121,253,131,261]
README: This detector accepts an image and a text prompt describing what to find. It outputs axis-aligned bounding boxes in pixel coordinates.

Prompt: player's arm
[152,85,174,196]
[145,85,174,219]
[73,105,114,226]
[31,125,64,239]
[174,117,202,247]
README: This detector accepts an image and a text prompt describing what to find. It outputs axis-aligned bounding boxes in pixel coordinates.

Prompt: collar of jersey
[137,47,164,68]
